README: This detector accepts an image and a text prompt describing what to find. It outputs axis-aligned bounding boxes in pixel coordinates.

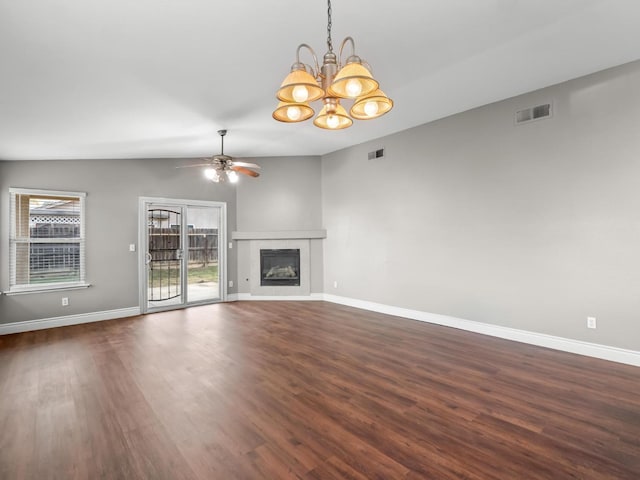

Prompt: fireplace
[241,236,319,297]
[260,249,300,286]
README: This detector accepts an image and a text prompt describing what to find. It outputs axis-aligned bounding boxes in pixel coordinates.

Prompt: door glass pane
[186,206,219,302]
[147,207,183,309]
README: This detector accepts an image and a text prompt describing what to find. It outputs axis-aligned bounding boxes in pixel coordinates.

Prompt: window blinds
[9,188,86,292]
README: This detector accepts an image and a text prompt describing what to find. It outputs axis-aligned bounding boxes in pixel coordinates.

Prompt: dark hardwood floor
[0,301,638,479]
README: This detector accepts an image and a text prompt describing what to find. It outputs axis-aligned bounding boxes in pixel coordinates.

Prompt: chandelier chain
[326,0,333,52]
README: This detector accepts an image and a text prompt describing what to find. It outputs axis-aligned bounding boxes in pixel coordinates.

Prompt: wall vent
[368,147,385,160]
[515,103,552,125]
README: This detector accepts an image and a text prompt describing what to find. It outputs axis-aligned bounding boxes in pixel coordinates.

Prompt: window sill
[3,283,91,296]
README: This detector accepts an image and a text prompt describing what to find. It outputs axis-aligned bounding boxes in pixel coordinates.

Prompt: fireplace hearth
[260,249,300,286]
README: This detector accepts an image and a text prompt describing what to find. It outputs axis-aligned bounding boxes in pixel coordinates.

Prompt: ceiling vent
[368,147,385,160]
[515,103,552,125]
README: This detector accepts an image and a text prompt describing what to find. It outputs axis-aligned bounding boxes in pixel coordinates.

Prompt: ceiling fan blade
[231,161,261,169]
[177,131,260,178]
[175,163,212,168]
[231,166,260,177]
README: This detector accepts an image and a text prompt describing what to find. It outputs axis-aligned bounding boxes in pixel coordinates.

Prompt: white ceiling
[1,0,640,161]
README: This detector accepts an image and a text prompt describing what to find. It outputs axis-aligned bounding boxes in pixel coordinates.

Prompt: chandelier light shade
[313,102,353,130]
[350,89,394,120]
[276,68,325,103]
[272,101,315,122]
[329,61,379,99]
[273,0,393,130]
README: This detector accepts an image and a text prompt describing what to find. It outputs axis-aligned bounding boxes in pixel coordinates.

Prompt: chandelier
[273,0,393,130]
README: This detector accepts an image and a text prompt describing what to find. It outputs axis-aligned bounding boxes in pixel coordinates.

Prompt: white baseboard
[322,294,640,367]
[234,293,324,301]
[0,293,321,334]
[4,295,637,368]
[0,307,141,335]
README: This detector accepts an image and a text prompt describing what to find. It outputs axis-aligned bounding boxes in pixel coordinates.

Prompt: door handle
[145,252,152,265]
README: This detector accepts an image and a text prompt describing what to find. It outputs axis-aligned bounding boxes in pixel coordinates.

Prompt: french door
[139,197,226,313]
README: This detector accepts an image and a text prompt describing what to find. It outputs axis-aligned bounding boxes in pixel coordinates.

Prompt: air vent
[368,147,385,160]
[515,103,552,125]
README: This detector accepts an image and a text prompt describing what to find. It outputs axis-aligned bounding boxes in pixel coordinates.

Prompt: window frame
[6,187,90,295]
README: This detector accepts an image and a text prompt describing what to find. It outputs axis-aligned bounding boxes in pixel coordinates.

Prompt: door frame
[138,197,227,314]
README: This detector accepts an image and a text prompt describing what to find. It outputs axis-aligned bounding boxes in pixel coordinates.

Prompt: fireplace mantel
[231,230,326,240]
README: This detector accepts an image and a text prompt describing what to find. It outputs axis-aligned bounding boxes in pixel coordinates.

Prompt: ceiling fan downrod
[218,129,227,155]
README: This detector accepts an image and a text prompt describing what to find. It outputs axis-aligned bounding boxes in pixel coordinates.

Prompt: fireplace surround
[246,238,311,297]
[231,230,326,298]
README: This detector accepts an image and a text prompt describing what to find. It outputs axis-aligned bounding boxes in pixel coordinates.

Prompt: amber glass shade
[329,62,379,99]
[350,89,394,120]
[276,69,324,103]
[272,101,315,123]
[313,103,353,130]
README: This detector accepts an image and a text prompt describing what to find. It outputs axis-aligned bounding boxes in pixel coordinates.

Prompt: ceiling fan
[178,129,260,183]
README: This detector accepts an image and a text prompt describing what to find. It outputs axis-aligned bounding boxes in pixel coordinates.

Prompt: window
[8,188,88,294]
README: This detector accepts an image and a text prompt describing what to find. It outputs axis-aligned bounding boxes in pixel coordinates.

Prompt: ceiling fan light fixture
[272,101,315,123]
[204,167,219,182]
[227,170,239,183]
[350,89,394,120]
[176,129,260,184]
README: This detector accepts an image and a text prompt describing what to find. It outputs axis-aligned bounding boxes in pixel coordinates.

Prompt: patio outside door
[146,205,183,309]
[140,198,226,313]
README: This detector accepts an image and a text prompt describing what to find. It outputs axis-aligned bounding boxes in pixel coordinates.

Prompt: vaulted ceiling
[1,0,640,161]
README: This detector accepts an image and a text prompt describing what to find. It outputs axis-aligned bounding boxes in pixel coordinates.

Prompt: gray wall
[3,60,640,353]
[235,156,324,293]
[0,158,237,323]
[322,60,640,351]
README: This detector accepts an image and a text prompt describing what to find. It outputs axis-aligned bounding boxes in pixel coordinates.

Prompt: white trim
[322,294,640,367]
[4,294,635,367]
[4,283,91,295]
[235,293,323,301]
[138,196,222,208]
[220,204,228,303]
[9,187,86,198]
[232,230,327,240]
[0,307,141,335]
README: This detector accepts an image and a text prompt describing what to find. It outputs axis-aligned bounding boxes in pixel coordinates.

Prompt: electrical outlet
[587,316,597,329]
[129,243,136,252]
[333,281,338,288]
[228,242,233,249]
[62,297,69,306]
[228,280,234,288]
